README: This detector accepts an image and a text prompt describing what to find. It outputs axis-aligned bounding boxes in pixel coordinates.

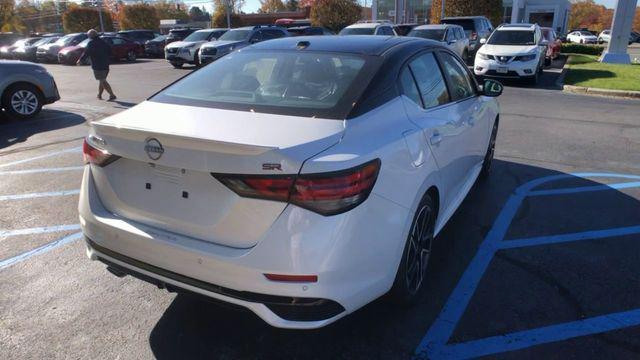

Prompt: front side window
[408,52,450,108]
[488,30,535,45]
[438,52,475,101]
[152,50,369,119]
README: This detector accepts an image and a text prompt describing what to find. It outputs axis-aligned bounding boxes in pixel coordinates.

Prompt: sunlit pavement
[1,58,639,359]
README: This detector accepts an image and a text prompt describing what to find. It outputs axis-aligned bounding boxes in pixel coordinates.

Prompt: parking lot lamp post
[600,0,638,64]
[441,0,445,22]
[372,0,377,21]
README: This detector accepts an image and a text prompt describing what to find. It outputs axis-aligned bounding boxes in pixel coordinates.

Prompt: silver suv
[0,61,59,119]
[199,26,290,65]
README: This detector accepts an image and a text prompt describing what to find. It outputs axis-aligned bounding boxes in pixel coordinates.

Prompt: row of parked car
[163,17,560,87]
[565,29,640,45]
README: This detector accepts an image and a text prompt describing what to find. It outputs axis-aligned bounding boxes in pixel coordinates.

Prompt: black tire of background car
[127,51,137,62]
[194,49,200,67]
[389,193,436,305]
[171,62,183,69]
[1,83,43,120]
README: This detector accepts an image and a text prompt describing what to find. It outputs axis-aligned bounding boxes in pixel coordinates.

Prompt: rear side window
[407,52,450,108]
[438,52,475,101]
[152,50,371,119]
[399,68,422,106]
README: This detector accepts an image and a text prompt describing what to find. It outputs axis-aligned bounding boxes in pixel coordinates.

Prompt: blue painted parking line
[429,308,640,359]
[0,189,80,201]
[0,232,83,270]
[501,225,640,249]
[415,173,640,359]
[0,224,81,238]
[0,166,84,176]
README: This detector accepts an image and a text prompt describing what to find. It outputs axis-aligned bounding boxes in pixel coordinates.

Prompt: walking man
[78,29,116,101]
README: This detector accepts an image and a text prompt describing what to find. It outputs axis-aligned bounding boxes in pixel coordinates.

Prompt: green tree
[189,6,210,21]
[154,0,189,21]
[430,0,502,27]
[310,0,361,32]
[259,0,286,13]
[285,0,299,11]
[0,0,26,33]
[119,4,159,30]
[211,0,243,28]
[63,7,114,33]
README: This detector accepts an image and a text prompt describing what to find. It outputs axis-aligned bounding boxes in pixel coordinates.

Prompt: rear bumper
[79,165,409,328]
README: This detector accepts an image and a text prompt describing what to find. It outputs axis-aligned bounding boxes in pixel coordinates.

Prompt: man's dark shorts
[93,70,109,80]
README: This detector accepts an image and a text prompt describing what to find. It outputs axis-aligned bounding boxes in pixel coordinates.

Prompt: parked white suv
[474,23,546,85]
[339,21,397,36]
[165,28,227,68]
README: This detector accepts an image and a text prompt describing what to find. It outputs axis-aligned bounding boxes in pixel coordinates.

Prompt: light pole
[96,0,105,33]
[226,0,232,29]
[600,0,638,64]
[440,0,445,22]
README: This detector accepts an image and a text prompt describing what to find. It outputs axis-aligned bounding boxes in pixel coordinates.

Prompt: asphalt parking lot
[1,57,640,359]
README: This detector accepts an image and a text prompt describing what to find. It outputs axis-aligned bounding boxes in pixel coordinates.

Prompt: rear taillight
[82,138,119,167]
[214,159,381,216]
[471,31,478,41]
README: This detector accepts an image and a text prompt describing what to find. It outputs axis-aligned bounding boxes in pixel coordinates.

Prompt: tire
[462,49,470,65]
[1,83,43,120]
[480,118,498,179]
[171,62,183,69]
[127,51,137,62]
[389,193,436,305]
[527,70,539,86]
[580,39,584,44]
[194,50,200,67]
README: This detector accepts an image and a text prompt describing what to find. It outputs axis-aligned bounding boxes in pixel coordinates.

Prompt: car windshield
[219,30,251,41]
[542,29,554,41]
[184,31,211,42]
[33,37,55,46]
[339,27,375,35]
[580,31,593,36]
[78,38,91,48]
[13,39,26,47]
[152,50,368,118]
[408,29,446,41]
[151,35,166,42]
[488,30,535,45]
[55,35,76,46]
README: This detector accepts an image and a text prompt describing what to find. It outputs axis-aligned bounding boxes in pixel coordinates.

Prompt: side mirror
[481,79,503,97]
[479,38,487,44]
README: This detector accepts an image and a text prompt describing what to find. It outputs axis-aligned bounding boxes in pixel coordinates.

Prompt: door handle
[430,132,443,145]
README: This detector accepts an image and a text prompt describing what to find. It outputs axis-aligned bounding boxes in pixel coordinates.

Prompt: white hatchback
[79,36,502,329]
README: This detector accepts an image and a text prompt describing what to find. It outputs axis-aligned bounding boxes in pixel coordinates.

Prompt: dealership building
[372,0,571,33]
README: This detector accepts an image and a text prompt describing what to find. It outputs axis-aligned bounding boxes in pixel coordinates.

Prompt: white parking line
[0,224,81,238]
[0,147,81,169]
[0,232,83,270]
[0,189,80,201]
[0,166,84,175]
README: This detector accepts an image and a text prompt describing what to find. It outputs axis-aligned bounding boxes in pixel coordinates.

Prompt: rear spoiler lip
[92,122,277,156]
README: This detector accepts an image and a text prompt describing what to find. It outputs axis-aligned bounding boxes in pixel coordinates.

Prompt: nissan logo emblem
[144,138,164,160]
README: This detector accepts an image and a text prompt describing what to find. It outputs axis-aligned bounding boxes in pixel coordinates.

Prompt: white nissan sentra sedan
[79,36,502,329]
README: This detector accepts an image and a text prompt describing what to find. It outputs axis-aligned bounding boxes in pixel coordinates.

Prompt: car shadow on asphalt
[146,161,640,359]
[0,109,85,151]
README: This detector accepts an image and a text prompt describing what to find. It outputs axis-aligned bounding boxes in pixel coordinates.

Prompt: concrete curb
[563,84,640,99]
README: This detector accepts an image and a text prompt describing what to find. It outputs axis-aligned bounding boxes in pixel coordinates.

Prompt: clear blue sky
[184,0,620,16]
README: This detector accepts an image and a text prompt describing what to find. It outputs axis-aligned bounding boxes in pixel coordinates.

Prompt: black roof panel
[248,35,431,56]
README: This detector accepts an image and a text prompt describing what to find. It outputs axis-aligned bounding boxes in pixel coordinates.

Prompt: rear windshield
[408,29,446,41]
[339,28,375,35]
[151,50,374,119]
[441,19,474,30]
[488,30,535,45]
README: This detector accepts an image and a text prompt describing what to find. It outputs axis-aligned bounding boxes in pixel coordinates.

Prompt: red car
[58,36,143,65]
[542,27,562,61]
